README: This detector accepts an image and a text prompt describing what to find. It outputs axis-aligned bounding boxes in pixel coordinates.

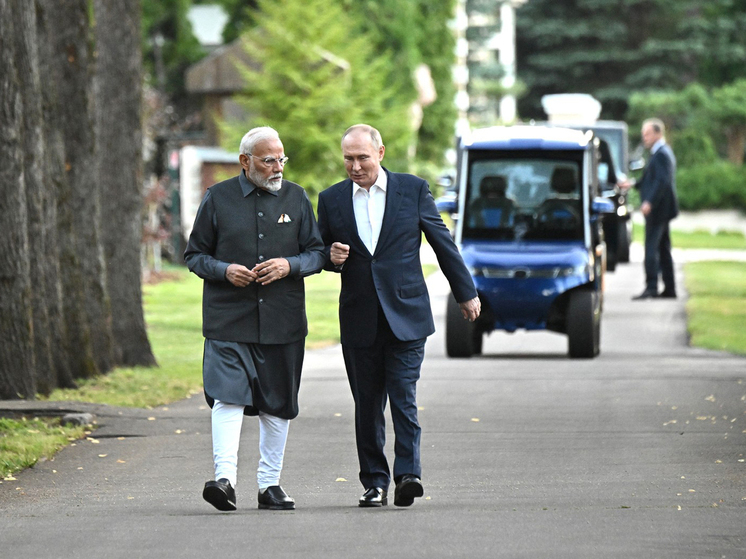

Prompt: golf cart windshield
[463,150,585,242]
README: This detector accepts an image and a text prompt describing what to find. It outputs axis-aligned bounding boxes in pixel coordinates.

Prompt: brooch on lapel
[277,214,292,223]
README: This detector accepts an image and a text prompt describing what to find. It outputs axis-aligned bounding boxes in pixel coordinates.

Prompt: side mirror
[437,174,454,189]
[629,158,645,172]
[435,196,458,214]
[592,197,615,214]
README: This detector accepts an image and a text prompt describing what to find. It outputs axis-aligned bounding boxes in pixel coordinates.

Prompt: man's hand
[459,296,481,322]
[226,263,257,287]
[640,200,652,216]
[330,242,350,266]
[617,177,634,191]
[253,258,290,285]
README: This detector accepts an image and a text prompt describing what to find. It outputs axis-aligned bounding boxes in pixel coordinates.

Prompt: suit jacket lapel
[333,179,371,256]
[374,168,403,256]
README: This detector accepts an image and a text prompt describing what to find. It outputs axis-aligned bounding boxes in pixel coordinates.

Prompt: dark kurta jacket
[636,143,679,224]
[185,172,325,344]
[317,168,477,348]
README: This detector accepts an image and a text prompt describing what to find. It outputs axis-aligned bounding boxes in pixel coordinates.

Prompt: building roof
[185,37,260,94]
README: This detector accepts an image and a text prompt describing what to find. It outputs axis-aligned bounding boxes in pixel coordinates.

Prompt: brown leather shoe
[359,487,388,507]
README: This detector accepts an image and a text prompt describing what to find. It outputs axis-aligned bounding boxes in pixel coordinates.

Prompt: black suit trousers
[342,305,425,490]
[644,218,675,293]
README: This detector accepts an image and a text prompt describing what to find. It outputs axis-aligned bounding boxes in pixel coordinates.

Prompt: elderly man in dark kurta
[185,126,325,511]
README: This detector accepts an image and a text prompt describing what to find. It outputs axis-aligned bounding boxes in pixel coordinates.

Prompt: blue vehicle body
[441,126,613,358]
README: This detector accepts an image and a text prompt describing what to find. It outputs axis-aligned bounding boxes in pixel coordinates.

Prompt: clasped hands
[331,242,481,323]
[226,258,289,287]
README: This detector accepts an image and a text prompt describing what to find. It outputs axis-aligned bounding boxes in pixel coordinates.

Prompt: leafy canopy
[223,0,412,197]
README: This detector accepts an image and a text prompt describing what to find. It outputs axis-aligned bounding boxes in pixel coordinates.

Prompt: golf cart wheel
[617,220,631,263]
[606,248,617,272]
[446,293,478,358]
[567,290,600,359]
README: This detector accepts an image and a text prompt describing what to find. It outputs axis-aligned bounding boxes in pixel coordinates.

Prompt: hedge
[676,162,746,212]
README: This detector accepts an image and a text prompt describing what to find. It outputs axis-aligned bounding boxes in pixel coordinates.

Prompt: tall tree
[142,0,205,95]
[95,0,157,367]
[516,0,699,120]
[0,0,36,399]
[0,0,156,399]
[13,0,57,394]
[226,0,411,195]
[36,0,76,390]
[48,0,114,377]
[686,0,746,87]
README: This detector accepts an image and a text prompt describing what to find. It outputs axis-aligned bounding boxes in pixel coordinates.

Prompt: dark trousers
[644,218,675,293]
[342,307,425,490]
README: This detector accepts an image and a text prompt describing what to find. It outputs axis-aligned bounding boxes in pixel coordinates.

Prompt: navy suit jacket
[637,144,679,224]
[317,168,477,348]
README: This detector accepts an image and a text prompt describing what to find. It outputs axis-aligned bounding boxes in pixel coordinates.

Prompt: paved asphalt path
[1,250,745,558]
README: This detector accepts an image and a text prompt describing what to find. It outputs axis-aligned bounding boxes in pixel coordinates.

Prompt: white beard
[249,168,283,192]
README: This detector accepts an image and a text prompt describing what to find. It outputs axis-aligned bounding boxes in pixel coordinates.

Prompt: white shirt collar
[352,166,387,195]
[651,138,666,154]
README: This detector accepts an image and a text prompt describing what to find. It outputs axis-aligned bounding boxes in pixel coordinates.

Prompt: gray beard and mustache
[249,167,283,192]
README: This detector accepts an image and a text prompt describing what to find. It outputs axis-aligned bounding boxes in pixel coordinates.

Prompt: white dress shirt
[352,168,387,254]
[651,138,665,154]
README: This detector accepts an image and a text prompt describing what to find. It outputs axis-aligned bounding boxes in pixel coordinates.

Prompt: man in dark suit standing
[317,124,480,508]
[628,118,679,299]
[185,126,325,511]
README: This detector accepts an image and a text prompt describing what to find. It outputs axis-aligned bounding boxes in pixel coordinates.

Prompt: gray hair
[642,118,665,135]
[239,126,280,155]
[342,124,383,151]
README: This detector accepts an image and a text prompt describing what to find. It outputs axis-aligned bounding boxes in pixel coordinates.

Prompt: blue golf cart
[438,126,615,358]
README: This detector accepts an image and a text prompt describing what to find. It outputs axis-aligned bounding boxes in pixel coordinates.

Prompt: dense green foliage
[142,0,205,96]
[223,0,413,196]
[515,0,746,121]
[676,162,746,213]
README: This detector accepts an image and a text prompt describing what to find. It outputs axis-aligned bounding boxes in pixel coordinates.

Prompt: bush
[676,162,746,212]
[671,129,718,168]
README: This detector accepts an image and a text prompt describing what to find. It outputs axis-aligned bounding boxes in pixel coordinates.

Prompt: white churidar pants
[211,400,289,490]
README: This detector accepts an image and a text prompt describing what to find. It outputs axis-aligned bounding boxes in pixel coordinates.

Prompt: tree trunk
[12,0,62,395]
[0,0,36,399]
[94,0,157,367]
[35,0,76,390]
[46,0,114,378]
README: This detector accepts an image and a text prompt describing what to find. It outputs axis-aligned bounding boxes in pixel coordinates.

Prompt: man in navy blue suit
[626,118,679,299]
[317,124,480,507]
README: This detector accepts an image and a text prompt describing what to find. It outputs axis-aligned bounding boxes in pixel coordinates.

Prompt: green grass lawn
[684,260,746,355]
[1,417,86,479]
[633,226,746,250]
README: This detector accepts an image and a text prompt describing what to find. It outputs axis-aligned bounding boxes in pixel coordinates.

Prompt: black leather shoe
[394,475,424,507]
[203,478,236,511]
[359,487,388,507]
[258,485,295,510]
[659,290,677,299]
[632,289,658,300]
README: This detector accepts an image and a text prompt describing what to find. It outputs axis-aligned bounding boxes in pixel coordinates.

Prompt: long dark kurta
[185,172,325,418]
